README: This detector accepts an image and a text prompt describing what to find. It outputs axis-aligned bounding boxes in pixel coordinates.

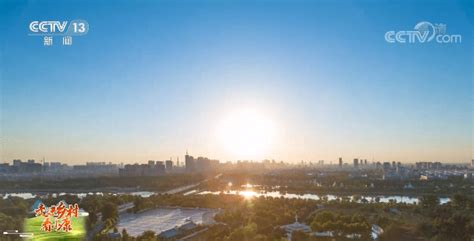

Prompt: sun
[216,108,276,161]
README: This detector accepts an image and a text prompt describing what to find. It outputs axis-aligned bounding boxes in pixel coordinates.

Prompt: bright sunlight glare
[216,108,277,161]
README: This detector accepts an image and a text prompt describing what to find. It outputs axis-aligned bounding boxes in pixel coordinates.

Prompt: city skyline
[1,152,472,166]
[1,0,473,164]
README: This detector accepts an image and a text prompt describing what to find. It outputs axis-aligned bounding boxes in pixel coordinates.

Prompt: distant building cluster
[1,155,472,181]
[0,152,219,179]
[378,161,407,180]
[73,162,119,175]
[0,159,42,173]
[330,159,472,181]
[374,161,473,180]
[352,158,368,168]
[119,160,167,177]
[0,159,69,174]
[0,159,119,180]
[118,151,221,177]
[415,162,442,170]
[334,158,369,169]
[185,151,219,173]
[417,163,472,180]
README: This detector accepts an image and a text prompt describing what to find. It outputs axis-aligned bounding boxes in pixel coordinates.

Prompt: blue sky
[1,0,472,163]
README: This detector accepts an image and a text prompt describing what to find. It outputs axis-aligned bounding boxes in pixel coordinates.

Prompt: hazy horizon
[1,154,472,166]
[1,0,472,164]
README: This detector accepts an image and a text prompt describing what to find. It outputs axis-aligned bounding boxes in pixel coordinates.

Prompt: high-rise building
[154,161,165,175]
[338,157,343,167]
[353,158,359,168]
[165,160,173,171]
[185,151,195,172]
[13,159,21,167]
